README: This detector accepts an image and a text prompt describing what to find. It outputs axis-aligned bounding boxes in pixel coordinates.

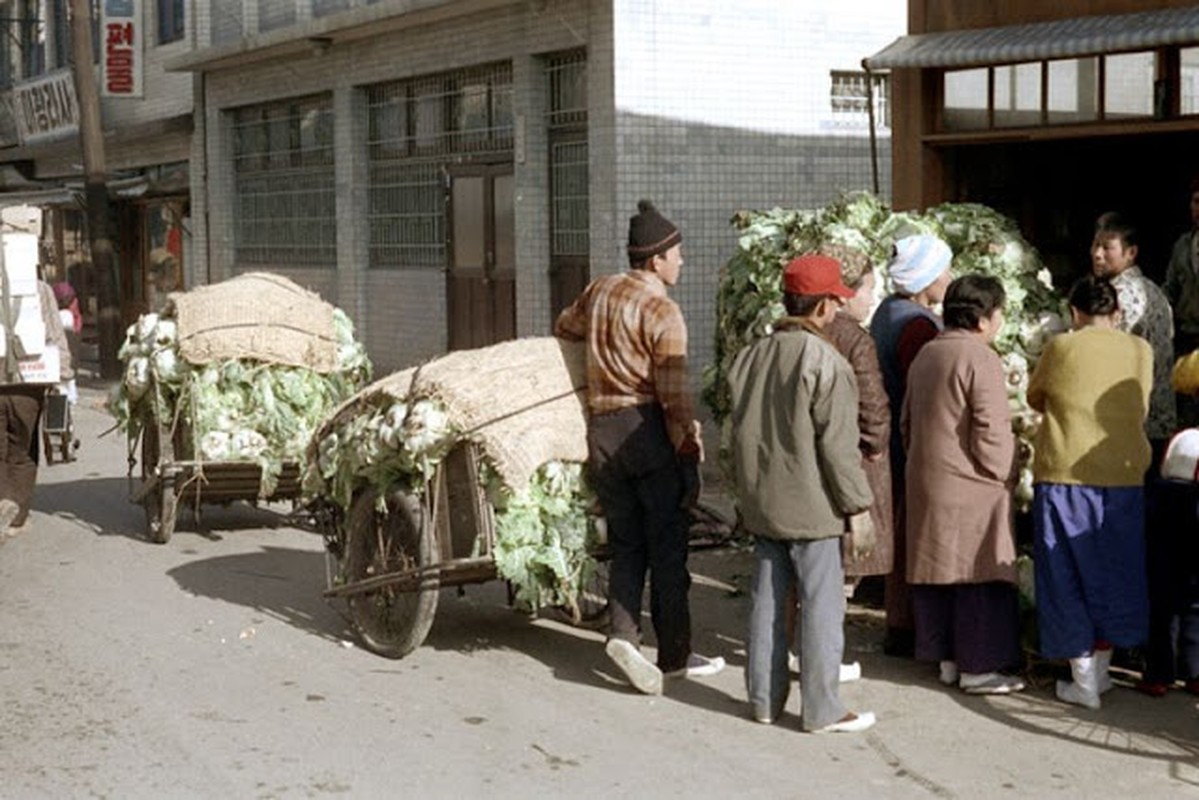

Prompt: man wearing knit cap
[729,253,877,733]
[555,199,723,695]
[869,233,953,657]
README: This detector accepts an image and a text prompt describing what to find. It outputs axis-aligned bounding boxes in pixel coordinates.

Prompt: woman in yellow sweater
[1027,275,1153,710]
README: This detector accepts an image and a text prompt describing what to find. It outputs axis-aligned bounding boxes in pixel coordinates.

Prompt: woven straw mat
[314,337,588,493]
[170,272,337,372]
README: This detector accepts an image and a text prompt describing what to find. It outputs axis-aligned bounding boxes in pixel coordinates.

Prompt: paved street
[0,384,1196,799]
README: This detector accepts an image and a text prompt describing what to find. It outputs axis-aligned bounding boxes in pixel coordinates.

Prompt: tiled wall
[609,0,903,403]
[191,0,902,388]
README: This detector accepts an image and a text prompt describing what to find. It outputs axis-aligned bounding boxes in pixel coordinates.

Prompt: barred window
[546,50,588,257]
[830,70,890,128]
[365,63,513,268]
[231,95,336,265]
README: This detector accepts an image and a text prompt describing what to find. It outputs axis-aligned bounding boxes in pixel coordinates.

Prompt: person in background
[1141,352,1199,698]
[869,234,954,658]
[730,253,876,734]
[822,244,892,594]
[1092,212,1176,464]
[902,275,1025,695]
[1163,178,1199,427]
[0,277,73,537]
[52,280,80,404]
[554,199,724,696]
[1027,275,1152,710]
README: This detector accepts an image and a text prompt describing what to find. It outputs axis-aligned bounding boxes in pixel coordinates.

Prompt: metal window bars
[365,62,514,269]
[231,94,336,265]
[830,69,890,128]
[545,50,588,258]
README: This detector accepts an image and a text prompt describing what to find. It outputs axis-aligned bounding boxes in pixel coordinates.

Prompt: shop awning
[864,7,1199,70]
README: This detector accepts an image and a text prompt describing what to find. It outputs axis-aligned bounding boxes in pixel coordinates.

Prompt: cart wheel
[573,560,610,628]
[141,427,177,544]
[344,487,440,658]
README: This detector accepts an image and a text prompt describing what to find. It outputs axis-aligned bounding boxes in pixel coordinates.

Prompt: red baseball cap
[783,254,855,298]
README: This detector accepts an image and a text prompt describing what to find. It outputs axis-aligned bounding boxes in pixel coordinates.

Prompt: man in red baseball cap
[727,253,878,733]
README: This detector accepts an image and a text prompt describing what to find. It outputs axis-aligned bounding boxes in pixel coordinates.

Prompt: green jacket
[728,320,873,541]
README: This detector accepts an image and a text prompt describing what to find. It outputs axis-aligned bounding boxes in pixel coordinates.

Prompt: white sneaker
[960,672,1025,695]
[1056,679,1101,710]
[664,653,726,679]
[811,711,877,734]
[788,655,861,683]
[0,499,18,537]
[605,639,663,695]
[939,660,960,686]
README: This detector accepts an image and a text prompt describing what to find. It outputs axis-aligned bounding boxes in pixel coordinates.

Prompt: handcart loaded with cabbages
[305,336,731,659]
[110,272,371,543]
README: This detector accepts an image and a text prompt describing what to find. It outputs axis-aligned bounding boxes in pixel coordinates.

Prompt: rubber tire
[141,426,177,544]
[343,487,440,659]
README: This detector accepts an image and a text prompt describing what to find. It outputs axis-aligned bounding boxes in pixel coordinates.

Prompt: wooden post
[69,0,121,379]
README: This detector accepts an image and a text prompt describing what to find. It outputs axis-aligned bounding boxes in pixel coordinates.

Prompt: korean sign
[102,0,143,98]
[10,70,79,145]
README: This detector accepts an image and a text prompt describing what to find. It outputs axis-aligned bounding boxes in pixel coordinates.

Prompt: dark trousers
[912,582,1022,674]
[587,404,691,672]
[885,471,913,632]
[1144,479,1199,683]
[0,386,45,525]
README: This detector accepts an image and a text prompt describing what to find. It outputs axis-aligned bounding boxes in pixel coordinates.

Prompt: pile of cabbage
[109,308,371,496]
[306,396,598,614]
[705,192,1068,509]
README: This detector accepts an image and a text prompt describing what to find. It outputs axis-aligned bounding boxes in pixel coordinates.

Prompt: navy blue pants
[1032,484,1149,659]
[586,404,691,672]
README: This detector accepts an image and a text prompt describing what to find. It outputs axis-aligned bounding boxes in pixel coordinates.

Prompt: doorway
[446,165,515,350]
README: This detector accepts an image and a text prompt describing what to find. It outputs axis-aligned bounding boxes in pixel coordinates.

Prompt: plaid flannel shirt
[554,269,700,454]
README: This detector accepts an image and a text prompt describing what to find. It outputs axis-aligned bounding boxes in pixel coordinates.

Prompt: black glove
[679,454,702,511]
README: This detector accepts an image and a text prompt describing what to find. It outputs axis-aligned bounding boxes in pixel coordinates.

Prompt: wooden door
[447,166,516,351]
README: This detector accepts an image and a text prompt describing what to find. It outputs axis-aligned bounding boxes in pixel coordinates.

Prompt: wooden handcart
[320,440,731,659]
[132,417,303,544]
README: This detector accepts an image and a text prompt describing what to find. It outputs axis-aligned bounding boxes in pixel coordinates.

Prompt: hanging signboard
[10,70,79,145]
[102,0,143,98]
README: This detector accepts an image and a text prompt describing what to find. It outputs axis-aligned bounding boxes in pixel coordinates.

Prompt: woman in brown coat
[901,274,1024,695]
[823,246,892,582]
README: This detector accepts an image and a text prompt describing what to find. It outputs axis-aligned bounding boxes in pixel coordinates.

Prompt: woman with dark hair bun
[1026,274,1152,710]
[901,274,1026,695]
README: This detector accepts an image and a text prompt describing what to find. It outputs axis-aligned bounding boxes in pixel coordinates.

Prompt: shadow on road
[167,545,349,644]
[32,475,301,543]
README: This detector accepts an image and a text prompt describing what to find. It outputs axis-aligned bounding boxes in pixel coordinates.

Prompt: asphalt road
[0,384,1196,799]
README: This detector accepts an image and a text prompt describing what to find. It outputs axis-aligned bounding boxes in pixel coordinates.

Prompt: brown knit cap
[627,200,682,263]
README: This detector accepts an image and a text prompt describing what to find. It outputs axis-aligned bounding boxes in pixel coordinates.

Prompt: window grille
[157,0,184,45]
[365,62,513,268]
[830,70,890,128]
[231,94,336,265]
[313,0,349,18]
[258,0,296,33]
[546,49,588,129]
[545,50,588,259]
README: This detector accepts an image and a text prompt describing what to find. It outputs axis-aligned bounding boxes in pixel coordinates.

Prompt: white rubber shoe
[605,639,663,695]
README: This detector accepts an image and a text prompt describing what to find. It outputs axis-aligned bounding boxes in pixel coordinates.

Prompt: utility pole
[69,0,121,379]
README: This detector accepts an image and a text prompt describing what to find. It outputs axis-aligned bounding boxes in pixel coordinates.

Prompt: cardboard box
[0,293,47,358]
[2,232,40,296]
[14,344,60,384]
